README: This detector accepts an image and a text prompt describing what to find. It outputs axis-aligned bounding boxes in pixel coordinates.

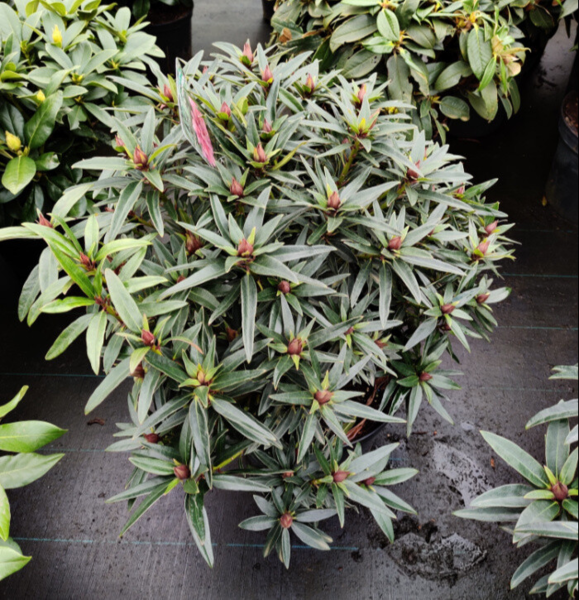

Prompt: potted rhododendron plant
[0,42,514,568]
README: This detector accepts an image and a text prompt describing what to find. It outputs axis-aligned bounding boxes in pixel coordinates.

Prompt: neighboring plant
[0,386,66,581]
[0,0,163,225]
[457,365,578,598]
[119,0,194,22]
[270,0,572,139]
[0,43,513,567]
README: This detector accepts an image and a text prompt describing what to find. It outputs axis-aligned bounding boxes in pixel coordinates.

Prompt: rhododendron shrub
[0,43,514,567]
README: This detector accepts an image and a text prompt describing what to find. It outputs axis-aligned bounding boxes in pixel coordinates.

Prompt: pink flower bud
[407,163,421,181]
[551,482,569,502]
[254,144,267,164]
[485,221,499,235]
[141,330,157,347]
[242,42,254,64]
[388,237,403,251]
[363,477,376,486]
[174,465,191,480]
[333,471,350,484]
[419,372,433,383]
[357,84,367,104]
[280,513,293,529]
[278,281,291,295]
[287,338,303,356]
[133,146,149,171]
[441,304,455,315]
[315,390,333,406]
[238,239,254,257]
[327,191,341,211]
[230,178,245,197]
[220,102,231,118]
[306,74,316,94]
[477,240,490,256]
[263,119,273,134]
[262,65,274,84]
[476,293,490,305]
[114,135,125,149]
[163,85,173,102]
[186,232,204,255]
[37,213,52,228]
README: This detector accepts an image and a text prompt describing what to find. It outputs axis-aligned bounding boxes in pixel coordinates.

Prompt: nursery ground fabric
[0,9,577,600]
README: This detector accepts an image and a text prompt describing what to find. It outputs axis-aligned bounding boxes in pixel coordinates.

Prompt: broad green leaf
[0,542,30,582]
[107,181,143,242]
[1,156,36,196]
[86,312,107,375]
[291,522,331,551]
[0,387,28,420]
[0,421,66,453]
[527,400,578,429]
[470,484,533,509]
[330,15,377,53]
[24,92,63,149]
[467,27,493,80]
[0,487,9,542]
[85,358,131,414]
[511,541,561,589]
[0,453,64,490]
[45,314,92,360]
[105,269,142,332]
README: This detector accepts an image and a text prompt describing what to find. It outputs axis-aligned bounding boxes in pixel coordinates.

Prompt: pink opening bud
[37,213,53,228]
[363,477,376,486]
[407,163,421,181]
[280,513,293,529]
[254,144,267,164]
[163,85,173,102]
[263,119,273,134]
[441,304,455,315]
[262,65,274,84]
[278,281,291,295]
[315,390,333,406]
[456,186,466,196]
[133,146,149,171]
[287,338,304,356]
[476,293,490,305]
[419,372,433,382]
[306,74,316,94]
[242,42,254,64]
[327,191,341,211]
[333,471,350,484]
[238,239,254,257]
[485,221,499,235]
[551,482,569,502]
[357,84,367,104]
[144,433,160,444]
[220,102,231,118]
[141,330,157,347]
[230,178,245,197]
[174,465,191,481]
[388,237,403,251]
[114,135,125,149]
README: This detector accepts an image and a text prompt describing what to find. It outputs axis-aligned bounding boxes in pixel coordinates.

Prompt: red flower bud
[315,390,333,405]
[133,146,149,171]
[363,477,376,486]
[262,65,274,84]
[485,221,499,235]
[226,327,239,343]
[254,144,267,164]
[551,482,569,502]
[186,232,204,255]
[163,85,173,102]
[220,102,231,118]
[456,186,466,197]
[441,304,455,315]
[174,464,191,480]
[287,338,303,356]
[346,327,355,336]
[177,275,186,283]
[230,178,245,197]
[306,74,316,94]
[141,330,157,347]
[37,213,52,228]
[376,340,387,349]
[132,363,146,380]
[280,513,293,529]
[357,84,367,104]
[327,191,341,211]
[407,164,421,181]
[242,42,254,64]
[282,471,294,479]
[333,471,350,484]
[278,281,291,295]
[419,372,433,382]
[476,293,490,305]
[238,239,254,257]
[144,433,160,444]
[263,119,273,134]
[388,236,403,251]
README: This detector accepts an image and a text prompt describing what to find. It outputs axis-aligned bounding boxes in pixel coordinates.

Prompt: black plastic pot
[262,0,275,22]
[546,91,578,224]
[0,238,45,283]
[354,422,388,452]
[145,5,193,75]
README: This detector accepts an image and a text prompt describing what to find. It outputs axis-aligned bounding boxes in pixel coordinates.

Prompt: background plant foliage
[0,42,514,568]
[0,0,164,226]
[0,386,66,581]
[457,365,578,598]
[270,0,575,139]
